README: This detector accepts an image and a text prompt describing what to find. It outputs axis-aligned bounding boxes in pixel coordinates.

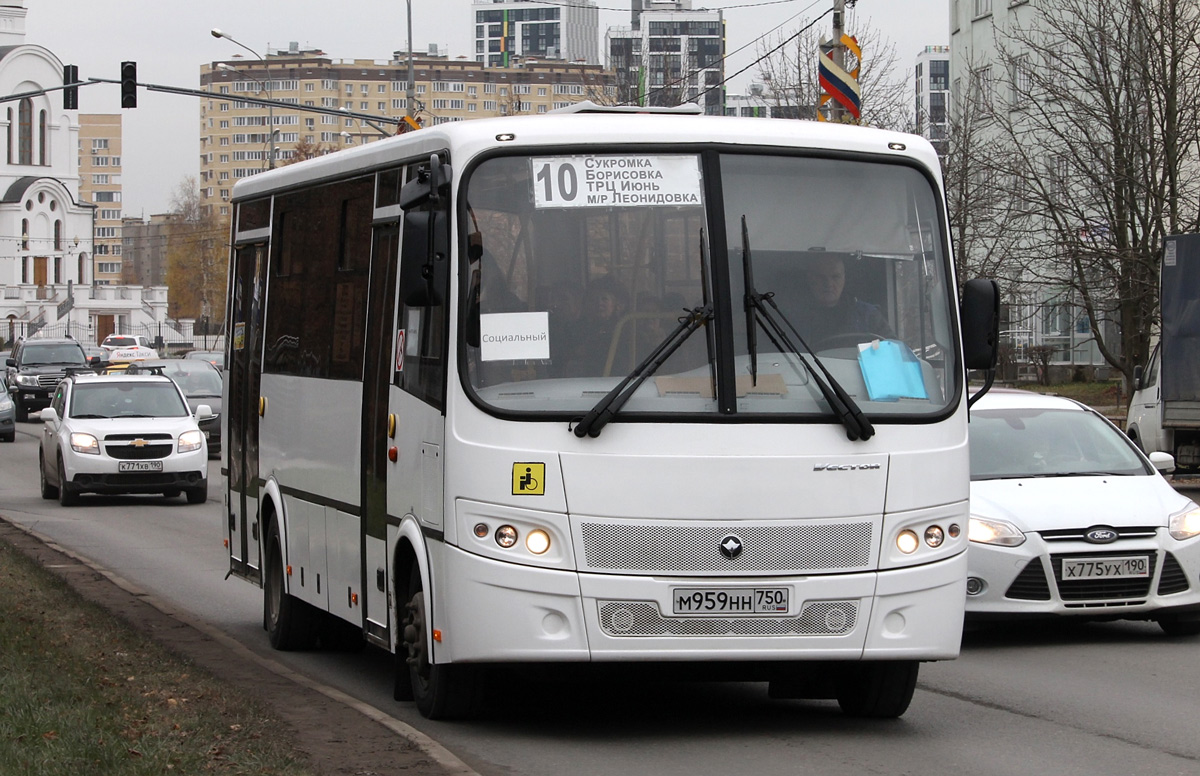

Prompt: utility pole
[406,0,416,125]
[830,0,846,123]
[817,0,861,124]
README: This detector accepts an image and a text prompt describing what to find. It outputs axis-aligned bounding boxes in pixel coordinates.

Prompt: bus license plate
[1061,556,1149,580]
[672,588,788,615]
[118,460,163,473]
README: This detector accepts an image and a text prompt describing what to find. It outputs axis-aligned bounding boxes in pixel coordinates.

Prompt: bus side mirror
[961,278,1000,371]
[398,154,452,209]
[1133,364,1144,390]
[400,210,449,307]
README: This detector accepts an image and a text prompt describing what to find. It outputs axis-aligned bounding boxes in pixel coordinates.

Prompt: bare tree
[959,0,1200,387]
[165,177,229,326]
[752,10,909,130]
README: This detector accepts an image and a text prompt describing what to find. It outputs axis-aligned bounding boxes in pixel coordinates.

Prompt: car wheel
[186,481,208,504]
[402,564,483,719]
[264,520,319,650]
[1,431,13,443]
[835,661,919,718]
[1158,615,1200,637]
[39,448,59,499]
[57,454,79,507]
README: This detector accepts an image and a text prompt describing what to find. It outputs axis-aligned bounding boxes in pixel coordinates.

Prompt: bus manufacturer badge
[719,535,744,559]
[512,462,545,496]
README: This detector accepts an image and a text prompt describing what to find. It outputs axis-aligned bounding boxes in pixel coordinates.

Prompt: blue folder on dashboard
[857,339,928,402]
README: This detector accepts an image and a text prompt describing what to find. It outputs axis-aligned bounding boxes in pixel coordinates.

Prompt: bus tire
[835,661,918,719]
[264,520,319,651]
[401,565,483,719]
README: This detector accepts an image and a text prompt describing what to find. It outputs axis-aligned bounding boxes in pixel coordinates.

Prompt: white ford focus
[967,389,1200,635]
[38,372,211,506]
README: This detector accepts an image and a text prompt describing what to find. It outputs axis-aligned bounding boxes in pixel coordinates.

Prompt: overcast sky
[25,0,949,217]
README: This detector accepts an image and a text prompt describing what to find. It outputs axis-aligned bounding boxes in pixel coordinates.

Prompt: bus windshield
[463,151,957,422]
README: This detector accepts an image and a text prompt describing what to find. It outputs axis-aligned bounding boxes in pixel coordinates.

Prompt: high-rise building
[472,0,600,66]
[606,1,725,115]
[76,114,123,284]
[199,47,614,218]
[914,46,949,156]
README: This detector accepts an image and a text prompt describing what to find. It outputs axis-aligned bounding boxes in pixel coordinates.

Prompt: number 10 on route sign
[531,155,702,209]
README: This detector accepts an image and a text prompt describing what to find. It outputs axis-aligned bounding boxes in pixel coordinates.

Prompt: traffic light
[120,61,137,108]
[63,65,78,110]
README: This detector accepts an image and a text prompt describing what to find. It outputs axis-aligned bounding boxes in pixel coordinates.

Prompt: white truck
[1126,234,1200,472]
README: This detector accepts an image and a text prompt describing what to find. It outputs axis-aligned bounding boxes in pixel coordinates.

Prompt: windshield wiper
[740,215,873,442]
[573,305,713,438]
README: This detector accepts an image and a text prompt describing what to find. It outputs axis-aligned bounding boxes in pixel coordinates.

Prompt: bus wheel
[401,565,482,719]
[264,521,318,650]
[835,661,918,719]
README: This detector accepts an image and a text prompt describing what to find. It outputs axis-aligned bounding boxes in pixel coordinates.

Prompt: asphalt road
[3,422,1200,776]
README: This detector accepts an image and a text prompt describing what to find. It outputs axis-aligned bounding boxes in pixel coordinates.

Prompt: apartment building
[76,114,123,285]
[473,0,600,67]
[913,46,950,156]
[606,1,725,115]
[198,46,614,217]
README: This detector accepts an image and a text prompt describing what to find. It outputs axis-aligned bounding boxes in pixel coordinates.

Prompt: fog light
[473,523,489,538]
[925,525,945,548]
[966,577,985,596]
[525,529,551,555]
[495,524,518,548]
[897,530,919,554]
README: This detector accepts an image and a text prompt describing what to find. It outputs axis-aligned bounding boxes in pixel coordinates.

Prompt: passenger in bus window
[566,275,628,375]
[793,252,893,347]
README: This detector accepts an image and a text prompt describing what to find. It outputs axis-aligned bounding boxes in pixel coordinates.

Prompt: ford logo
[1084,527,1119,544]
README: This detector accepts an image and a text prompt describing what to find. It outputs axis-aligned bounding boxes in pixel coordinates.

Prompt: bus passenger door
[362,222,400,645]
[226,242,266,581]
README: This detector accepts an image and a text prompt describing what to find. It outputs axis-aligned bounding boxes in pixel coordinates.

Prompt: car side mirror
[39,407,58,423]
[195,404,216,421]
[1133,364,1143,391]
[5,357,14,368]
[1148,451,1175,473]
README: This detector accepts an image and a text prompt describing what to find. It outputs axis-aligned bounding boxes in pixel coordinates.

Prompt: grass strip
[0,535,315,775]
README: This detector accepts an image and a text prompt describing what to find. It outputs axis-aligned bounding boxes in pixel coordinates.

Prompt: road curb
[0,515,480,776]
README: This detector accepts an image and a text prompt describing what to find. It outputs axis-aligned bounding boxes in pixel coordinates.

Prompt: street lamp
[216,63,279,168]
[211,28,275,169]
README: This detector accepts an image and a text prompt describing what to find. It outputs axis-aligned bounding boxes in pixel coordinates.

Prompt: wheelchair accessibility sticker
[512,463,545,495]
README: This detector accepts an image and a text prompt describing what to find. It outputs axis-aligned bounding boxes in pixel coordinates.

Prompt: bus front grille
[580,521,873,574]
[597,600,858,637]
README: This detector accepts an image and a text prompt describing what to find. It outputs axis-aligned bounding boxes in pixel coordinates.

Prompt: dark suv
[5,337,90,422]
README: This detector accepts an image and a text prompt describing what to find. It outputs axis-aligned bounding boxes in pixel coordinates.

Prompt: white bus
[222,104,999,720]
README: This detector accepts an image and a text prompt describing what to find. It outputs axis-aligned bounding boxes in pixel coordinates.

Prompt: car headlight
[0,392,12,410]
[1169,504,1200,541]
[16,374,39,387]
[968,516,1026,546]
[178,430,205,453]
[70,432,100,455]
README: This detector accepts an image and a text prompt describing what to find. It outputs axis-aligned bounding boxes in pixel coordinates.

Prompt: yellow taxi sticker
[512,463,545,496]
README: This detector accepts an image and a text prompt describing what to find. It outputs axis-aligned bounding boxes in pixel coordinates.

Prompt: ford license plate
[1061,556,1149,580]
[672,587,788,615]
[118,460,163,473]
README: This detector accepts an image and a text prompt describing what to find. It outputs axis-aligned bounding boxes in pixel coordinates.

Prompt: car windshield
[104,337,136,347]
[164,366,222,396]
[969,406,1150,480]
[22,344,86,365]
[69,382,189,419]
[462,151,957,421]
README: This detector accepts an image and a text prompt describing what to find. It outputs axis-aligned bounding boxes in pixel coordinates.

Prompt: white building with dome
[0,0,168,348]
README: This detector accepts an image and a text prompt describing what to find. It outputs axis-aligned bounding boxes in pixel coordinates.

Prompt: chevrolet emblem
[131,439,148,447]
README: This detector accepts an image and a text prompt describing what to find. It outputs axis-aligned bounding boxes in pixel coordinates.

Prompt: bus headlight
[896,530,919,554]
[924,525,945,548]
[495,524,518,548]
[525,529,551,555]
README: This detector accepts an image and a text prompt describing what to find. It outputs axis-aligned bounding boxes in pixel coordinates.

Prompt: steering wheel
[812,331,888,352]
